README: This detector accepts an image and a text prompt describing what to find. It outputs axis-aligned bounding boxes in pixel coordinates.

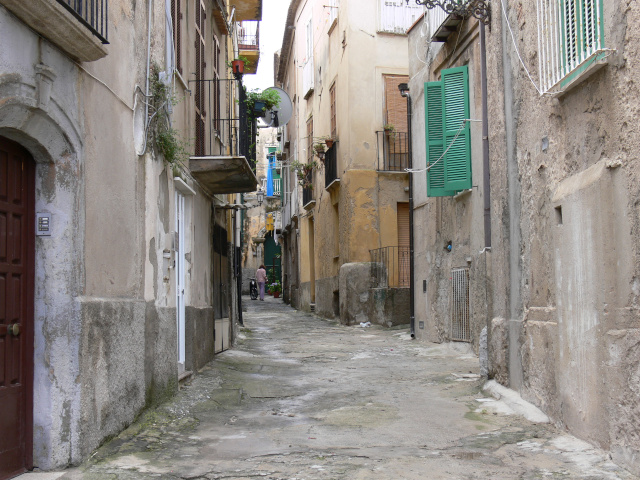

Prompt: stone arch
[0,84,85,469]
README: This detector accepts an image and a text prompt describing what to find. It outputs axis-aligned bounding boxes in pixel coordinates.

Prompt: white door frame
[175,191,186,371]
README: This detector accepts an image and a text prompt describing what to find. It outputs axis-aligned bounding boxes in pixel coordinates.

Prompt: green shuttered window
[425,65,471,197]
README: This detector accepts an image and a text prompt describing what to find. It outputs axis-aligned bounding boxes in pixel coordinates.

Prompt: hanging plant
[290,159,320,190]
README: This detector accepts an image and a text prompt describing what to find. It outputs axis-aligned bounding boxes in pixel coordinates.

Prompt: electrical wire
[404,119,468,174]
[500,0,543,95]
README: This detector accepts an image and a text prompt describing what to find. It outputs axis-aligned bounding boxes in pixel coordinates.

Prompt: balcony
[237,21,260,74]
[0,0,109,61]
[370,246,410,288]
[188,79,258,194]
[324,144,339,189]
[302,170,315,209]
[427,7,463,42]
[228,0,262,21]
[376,131,409,171]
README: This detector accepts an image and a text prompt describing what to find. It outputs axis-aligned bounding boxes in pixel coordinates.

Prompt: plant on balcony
[245,88,281,116]
[290,159,320,189]
[227,55,251,75]
[383,123,396,141]
[149,64,189,165]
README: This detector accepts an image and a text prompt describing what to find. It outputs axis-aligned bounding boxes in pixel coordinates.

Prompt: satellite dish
[260,87,293,128]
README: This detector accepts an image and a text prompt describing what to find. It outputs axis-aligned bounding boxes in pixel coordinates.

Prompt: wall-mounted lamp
[256,190,265,206]
[398,82,410,98]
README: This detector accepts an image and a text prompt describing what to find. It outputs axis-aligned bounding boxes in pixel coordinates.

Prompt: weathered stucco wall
[0,0,232,469]
[408,18,489,350]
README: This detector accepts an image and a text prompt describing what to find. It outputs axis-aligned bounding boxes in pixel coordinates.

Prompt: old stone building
[0,0,261,476]
[408,1,639,474]
[276,0,421,323]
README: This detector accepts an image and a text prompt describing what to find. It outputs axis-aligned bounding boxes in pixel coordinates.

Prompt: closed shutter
[195,0,206,156]
[172,0,182,74]
[425,81,453,197]
[442,66,471,192]
[397,203,409,248]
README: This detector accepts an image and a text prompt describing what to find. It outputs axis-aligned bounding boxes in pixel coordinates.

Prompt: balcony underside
[228,0,261,21]
[432,13,463,42]
[190,156,258,193]
[239,48,260,74]
[0,0,108,61]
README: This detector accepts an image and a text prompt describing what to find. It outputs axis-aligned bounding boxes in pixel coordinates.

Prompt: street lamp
[404,0,490,24]
[398,82,415,339]
[256,189,265,206]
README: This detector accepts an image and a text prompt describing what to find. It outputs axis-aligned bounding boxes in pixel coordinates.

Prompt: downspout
[481,22,491,249]
[404,91,416,339]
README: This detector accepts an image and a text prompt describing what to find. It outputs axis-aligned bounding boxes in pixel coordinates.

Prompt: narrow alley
[22,298,635,480]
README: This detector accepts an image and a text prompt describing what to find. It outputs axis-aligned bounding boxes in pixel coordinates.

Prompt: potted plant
[245,89,282,116]
[313,142,326,154]
[228,56,251,75]
[325,137,335,148]
[269,281,282,298]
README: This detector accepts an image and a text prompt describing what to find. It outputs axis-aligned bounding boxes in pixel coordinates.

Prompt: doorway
[0,136,35,479]
[175,191,186,374]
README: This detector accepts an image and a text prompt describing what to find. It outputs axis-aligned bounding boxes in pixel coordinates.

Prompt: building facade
[409,1,639,474]
[276,0,422,323]
[0,0,261,475]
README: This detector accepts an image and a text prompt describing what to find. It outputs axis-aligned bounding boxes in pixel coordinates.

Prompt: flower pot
[274,292,280,298]
[231,59,245,75]
[325,139,334,148]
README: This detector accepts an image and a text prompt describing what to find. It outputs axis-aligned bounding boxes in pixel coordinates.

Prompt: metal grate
[451,267,470,342]
[56,0,109,43]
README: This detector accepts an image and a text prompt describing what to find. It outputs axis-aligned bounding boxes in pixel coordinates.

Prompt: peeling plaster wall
[0,0,223,469]
[279,0,412,316]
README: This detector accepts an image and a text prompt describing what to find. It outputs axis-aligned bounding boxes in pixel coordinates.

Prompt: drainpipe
[399,83,415,338]
[481,22,491,249]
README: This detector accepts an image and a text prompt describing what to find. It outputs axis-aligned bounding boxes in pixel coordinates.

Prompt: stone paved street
[20,297,637,480]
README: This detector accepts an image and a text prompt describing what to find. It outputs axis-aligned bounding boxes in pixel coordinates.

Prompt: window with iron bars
[536,0,606,94]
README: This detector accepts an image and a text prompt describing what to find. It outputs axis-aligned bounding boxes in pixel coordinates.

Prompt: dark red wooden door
[0,137,34,479]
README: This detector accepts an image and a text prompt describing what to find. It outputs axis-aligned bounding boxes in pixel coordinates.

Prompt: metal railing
[376,131,409,171]
[189,78,254,172]
[324,144,338,188]
[302,170,314,207]
[369,246,410,288]
[238,21,259,50]
[56,0,109,43]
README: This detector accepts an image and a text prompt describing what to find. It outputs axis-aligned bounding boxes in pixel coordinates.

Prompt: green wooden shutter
[425,81,453,197]
[442,65,471,192]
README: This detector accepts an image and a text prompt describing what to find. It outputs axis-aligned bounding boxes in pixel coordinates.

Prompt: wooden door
[0,137,35,478]
[397,203,410,287]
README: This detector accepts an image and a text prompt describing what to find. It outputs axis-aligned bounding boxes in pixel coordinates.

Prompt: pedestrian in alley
[256,264,267,301]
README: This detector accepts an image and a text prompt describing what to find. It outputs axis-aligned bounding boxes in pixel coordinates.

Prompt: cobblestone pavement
[20,296,637,479]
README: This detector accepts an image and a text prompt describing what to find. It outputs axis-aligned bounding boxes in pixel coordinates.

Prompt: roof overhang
[190,155,258,193]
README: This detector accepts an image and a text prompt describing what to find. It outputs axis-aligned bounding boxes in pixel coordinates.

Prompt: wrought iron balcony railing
[302,170,314,207]
[56,0,109,43]
[370,246,410,289]
[376,131,409,172]
[324,144,338,188]
[238,21,259,50]
[190,78,255,172]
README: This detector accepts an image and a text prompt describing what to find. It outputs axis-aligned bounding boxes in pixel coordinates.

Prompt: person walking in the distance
[256,264,267,301]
